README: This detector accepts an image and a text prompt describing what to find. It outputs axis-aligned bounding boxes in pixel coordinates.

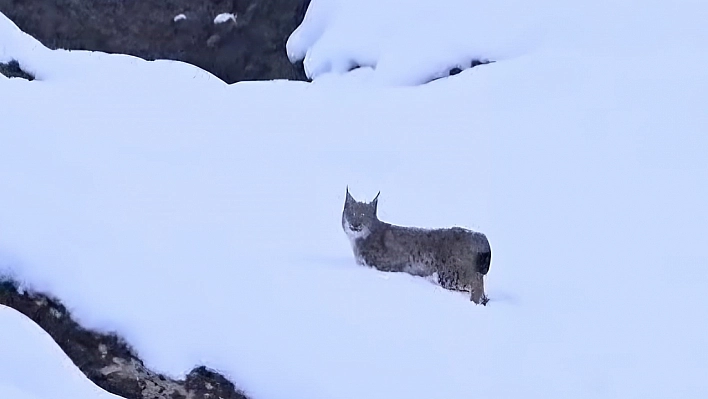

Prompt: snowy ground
[0,305,124,399]
[2,1,708,399]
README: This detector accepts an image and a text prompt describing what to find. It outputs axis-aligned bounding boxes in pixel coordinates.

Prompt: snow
[2,1,708,399]
[288,0,708,85]
[214,13,237,24]
[0,305,124,399]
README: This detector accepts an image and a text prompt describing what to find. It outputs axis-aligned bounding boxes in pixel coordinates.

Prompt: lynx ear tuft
[372,191,380,213]
[345,186,355,204]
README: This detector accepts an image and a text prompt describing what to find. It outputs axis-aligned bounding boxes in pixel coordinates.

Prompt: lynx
[342,188,492,305]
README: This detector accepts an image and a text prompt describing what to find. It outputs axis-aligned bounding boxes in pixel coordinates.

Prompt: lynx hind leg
[469,272,488,305]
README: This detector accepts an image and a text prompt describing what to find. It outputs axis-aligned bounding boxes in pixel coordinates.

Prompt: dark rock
[426,58,495,84]
[449,59,494,78]
[186,366,246,399]
[0,0,310,84]
[0,59,35,80]
[470,59,493,68]
[448,67,463,76]
[0,278,249,399]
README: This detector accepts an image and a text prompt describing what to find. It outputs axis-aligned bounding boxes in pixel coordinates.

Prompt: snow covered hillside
[2,1,708,398]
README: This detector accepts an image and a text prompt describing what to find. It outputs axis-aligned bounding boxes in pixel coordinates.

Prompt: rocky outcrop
[0,0,310,84]
[0,279,249,399]
[0,59,35,80]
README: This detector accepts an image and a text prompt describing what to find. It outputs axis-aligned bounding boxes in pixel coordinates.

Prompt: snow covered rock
[0,0,310,83]
[0,279,248,399]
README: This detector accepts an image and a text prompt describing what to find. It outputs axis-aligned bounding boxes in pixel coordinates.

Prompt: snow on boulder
[287,0,707,85]
[214,13,237,24]
[287,0,540,85]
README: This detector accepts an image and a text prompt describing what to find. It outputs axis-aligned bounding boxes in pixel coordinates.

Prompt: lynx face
[342,189,380,241]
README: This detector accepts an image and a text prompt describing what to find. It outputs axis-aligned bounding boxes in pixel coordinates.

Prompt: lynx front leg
[470,272,488,305]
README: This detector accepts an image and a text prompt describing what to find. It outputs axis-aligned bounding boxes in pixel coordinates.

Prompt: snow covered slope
[2,1,708,399]
[0,305,124,399]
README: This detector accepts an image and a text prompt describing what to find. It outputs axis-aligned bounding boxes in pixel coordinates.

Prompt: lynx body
[342,189,491,305]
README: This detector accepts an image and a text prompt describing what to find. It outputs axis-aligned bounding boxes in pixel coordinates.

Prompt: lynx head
[342,187,380,240]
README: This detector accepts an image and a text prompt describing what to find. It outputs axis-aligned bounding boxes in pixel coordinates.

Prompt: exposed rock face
[0,59,35,80]
[0,0,309,84]
[0,279,249,399]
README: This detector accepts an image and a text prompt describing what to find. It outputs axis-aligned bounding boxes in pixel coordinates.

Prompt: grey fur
[342,188,491,305]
